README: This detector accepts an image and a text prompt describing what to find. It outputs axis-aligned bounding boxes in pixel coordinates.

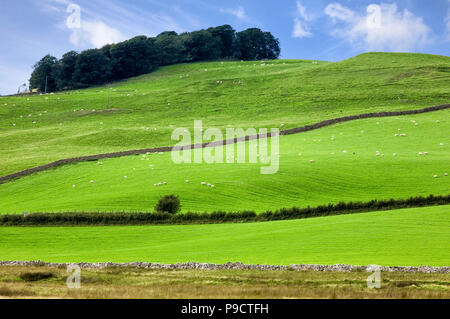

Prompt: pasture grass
[0,108,448,213]
[0,52,449,177]
[0,205,449,266]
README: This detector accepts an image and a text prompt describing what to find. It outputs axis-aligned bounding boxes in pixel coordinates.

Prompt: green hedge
[1,194,449,226]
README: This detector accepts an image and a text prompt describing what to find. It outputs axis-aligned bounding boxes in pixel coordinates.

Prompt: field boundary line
[0,261,448,273]
[1,103,449,184]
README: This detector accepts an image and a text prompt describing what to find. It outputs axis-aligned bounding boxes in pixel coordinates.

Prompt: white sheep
[433,175,438,178]
[310,160,315,163]
[185,180,190,183]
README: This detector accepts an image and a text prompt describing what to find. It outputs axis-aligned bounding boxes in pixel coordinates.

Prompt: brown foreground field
[0,266,449,299]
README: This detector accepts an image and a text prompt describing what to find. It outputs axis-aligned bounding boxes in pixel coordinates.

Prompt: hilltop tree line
[30,25,280,92]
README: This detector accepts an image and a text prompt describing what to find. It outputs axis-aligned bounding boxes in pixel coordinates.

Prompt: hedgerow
[0,194,448,226]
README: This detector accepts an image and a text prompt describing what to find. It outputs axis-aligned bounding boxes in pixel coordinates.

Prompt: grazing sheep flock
[63,114,446,192]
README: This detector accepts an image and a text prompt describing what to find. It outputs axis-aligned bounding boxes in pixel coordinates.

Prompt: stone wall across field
[0,261,448,273]
[1,103,449,184]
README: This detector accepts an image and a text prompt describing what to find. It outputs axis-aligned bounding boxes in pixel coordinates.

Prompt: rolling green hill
[0,107,448,213]
[0,52,449,267]
[0,52,449,178]
[1,205,448,266]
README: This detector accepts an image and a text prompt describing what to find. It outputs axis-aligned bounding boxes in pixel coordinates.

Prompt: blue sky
[0,0,449,95]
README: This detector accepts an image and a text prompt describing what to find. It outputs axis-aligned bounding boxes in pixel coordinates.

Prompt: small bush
[155,195,181,214]
[19,272,55,282]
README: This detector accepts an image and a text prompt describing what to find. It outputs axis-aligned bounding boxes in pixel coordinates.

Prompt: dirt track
[1,103,449,184]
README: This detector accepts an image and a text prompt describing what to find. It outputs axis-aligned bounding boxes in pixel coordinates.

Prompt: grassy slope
[1,205,449,266]
[1,108,448,213]
[0,53,449,177]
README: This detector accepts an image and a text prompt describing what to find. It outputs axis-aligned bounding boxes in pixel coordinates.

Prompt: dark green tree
[155,194,181,214]
[72,49,112,86]
[53,51,78,90]
[184,30,222,61]
[155,31,186,65]
[207,25,236,58]
[234,28,280,60]
[29,54,58,92]
[110,36,159,79]
[30,25,281,92]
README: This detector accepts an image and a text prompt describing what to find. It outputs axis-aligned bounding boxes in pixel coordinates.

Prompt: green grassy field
[1,205,449,266]
[0,52,449,271]
[1,108,448,213]
[0,52,449,177]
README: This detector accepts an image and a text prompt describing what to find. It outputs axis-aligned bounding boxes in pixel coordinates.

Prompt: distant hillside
[0,52,449,177]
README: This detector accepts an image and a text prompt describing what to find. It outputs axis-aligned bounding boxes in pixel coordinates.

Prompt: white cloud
[69,20,125,48]
[324,2,432,52]
[39,0,185,48]
[293,18,312,38]
[297,1,312,22]
[221,6,249,21]
[324,3,355,22]
[292,1,312,38]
